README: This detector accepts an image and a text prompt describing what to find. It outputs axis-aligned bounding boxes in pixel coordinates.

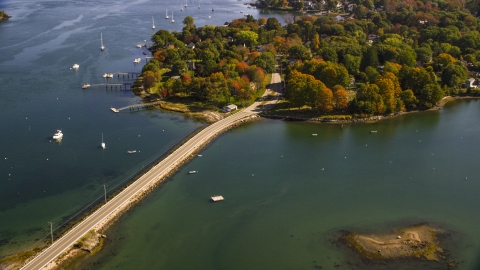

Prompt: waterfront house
[465,78,477,88]
[223,104,238,113]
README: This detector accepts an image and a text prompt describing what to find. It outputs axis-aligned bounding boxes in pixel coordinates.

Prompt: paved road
[21,73,282,270]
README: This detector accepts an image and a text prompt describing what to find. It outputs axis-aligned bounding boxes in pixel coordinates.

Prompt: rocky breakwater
[0,11,11,21]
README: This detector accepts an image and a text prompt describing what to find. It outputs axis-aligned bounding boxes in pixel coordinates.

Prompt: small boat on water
[133,58,141,63]
[82,83,90,89]
[189,170,198,174]
[312,134,317,136]
[100,33,105,51]
[103,73,113,78]
[72,64,79,69]
[165,9,169,19]
[53,130,63,140]
[136,44,143,48]
[197,154,202,157]
[371,130,377,133]
[171,12,174,23]
[152,16,155,29]
[127,150,137,154]
[101,133,106,149]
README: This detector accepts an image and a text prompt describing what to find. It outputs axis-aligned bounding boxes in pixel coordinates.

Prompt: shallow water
[76,99,480,270]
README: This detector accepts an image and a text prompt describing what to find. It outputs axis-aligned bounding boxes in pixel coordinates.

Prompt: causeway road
[21,73,282,270]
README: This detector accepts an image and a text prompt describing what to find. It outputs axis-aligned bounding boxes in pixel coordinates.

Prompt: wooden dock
[211,195,224,202]
[117,72,141,79]
[110,100,163,113]
[105,83,132,90]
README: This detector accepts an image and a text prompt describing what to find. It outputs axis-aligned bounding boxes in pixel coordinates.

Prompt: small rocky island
[0,10,11,21]
[347,225,442,260]
[341,225,459,268]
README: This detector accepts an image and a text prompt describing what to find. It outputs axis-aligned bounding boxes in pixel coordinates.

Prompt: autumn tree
[332,85,349,110]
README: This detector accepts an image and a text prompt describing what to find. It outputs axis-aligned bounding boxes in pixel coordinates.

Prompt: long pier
[21,74,281,270]
[111,101,163,112]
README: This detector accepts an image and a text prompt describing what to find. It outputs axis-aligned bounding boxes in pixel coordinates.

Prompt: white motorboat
[152,16,155,29]
[312,134,317,136]
[136,44,143,48]
[371,130,377,133]
[133,58,141,63]
[127,150,137,154]
[72,64,79,69]
[165,9,169,19]
[189,170,198,174]
[53,130,63,140]
[100,33,105,51]
[82,83,90,89]
[101,133,106,149]
[103,73,113,78]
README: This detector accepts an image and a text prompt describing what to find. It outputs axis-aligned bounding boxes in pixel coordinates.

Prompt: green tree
[236,31,259,47]
[355,83,384,114]
[171,60,188,76]
[321,47,338,63]
[419,84,444,108]
[400,90,418,110]
[361,46,380,71]
[441,63,468,88]
[288,44,311,61]
[342,54,361,76]
[254,52,276,73]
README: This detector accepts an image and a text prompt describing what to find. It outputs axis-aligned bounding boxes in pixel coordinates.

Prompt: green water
[76,99,480,270]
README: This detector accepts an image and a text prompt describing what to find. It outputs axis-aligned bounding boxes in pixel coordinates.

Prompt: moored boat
[127,150,137,154]
[189,170,198,174]
[53,130,63,140]
[72,64,79,69]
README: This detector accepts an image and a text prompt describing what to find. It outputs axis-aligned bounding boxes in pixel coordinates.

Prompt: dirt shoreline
[261,96,479,124]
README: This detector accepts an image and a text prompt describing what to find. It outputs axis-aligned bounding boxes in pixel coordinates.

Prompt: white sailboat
[171,12,174,23]
[100,33,105,51]
[165,9,169,19]
[184,0,188,7]
[181,3,183,11]
[208,11,211,18]
[198,0,200,9]
[101,133,106,149]
[152,16,155,29]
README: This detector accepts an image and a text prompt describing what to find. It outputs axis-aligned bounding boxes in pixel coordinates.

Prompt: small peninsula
[0,10,11,21]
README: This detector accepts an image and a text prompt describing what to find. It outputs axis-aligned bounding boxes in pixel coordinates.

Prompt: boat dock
[211,196,224,202]
[117,72,141,78]
[110,100,163,113]
[105,83,132,90]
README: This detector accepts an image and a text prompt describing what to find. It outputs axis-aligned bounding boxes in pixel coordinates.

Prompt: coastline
[260,96,479,124]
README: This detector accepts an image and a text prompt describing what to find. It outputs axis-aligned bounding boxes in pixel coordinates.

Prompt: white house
[465,78,477,88]
[223,104,238,113]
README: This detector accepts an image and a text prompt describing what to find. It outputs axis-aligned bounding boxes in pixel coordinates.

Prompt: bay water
[77,99,480,270]
[1,1,480,269]
[0,0,293,258]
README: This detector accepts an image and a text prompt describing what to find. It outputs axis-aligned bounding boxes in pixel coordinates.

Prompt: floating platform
[211,195,224,202]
